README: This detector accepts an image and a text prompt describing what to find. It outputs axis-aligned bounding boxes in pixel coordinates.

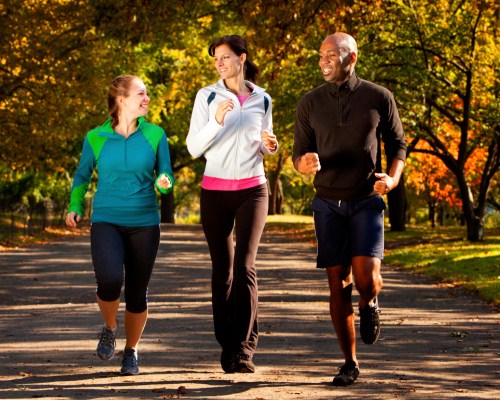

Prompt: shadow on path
[0,224,498,399]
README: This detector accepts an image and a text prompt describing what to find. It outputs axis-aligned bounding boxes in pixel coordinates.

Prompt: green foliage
[0,171,35,211]
[280,158,316,215]
[485,210,500,229]
[175,213,201,225]
[1,0,498,241]
[0,0,125,174]
[354,0,499,239]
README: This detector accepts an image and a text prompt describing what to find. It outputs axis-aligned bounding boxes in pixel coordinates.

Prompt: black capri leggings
[90,222,160,313]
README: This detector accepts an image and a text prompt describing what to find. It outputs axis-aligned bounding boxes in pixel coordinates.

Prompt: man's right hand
[295,152,321,174]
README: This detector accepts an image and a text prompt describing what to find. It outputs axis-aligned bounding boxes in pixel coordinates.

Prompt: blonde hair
[107,75,139,128]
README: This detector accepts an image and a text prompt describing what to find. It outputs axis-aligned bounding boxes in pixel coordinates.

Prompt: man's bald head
[323,32,358,57]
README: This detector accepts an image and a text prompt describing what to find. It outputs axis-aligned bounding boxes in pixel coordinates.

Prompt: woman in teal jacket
[66,75,174,375]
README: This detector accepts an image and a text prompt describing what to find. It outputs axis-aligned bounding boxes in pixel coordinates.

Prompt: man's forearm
[387,158,405,186]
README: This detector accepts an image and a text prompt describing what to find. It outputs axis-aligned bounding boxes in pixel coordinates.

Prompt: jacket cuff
[155,172,174,195]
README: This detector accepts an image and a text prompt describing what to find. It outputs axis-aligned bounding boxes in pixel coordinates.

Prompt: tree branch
[426,97,462,127]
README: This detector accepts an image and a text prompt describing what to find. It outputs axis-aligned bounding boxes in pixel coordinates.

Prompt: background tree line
[0,0,498,241]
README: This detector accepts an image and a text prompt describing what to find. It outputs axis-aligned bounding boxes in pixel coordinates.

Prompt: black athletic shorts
[311,195,386,268]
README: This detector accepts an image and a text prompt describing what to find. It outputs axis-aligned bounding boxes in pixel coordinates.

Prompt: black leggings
[90,223,160,313]
[200,183,268,357]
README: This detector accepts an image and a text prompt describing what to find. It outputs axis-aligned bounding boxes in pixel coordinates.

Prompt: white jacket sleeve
[260,95,278,155]
[186,90,223,158]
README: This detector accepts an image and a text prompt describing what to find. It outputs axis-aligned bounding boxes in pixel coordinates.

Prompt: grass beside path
[265,215,500,308]
[384,225,500,307]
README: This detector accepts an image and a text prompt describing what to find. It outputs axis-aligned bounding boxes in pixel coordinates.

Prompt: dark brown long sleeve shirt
[293,73,407,201]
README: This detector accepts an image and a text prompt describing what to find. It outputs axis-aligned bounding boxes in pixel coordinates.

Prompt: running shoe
[332,361,360,386]
[234,353,255,373]
[120,348,139,375]
[96,326,116,361]
[220,350,237,373]
[359,297,381,344]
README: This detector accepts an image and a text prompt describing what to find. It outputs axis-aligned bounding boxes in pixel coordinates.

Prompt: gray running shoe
[120,348,139,375]
[96,326,116,360]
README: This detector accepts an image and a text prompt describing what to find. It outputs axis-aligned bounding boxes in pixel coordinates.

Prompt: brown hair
[208,35,259,82]
[108,75,138,128]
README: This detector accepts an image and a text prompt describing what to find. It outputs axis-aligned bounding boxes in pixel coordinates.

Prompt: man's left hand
[374,172,395,195]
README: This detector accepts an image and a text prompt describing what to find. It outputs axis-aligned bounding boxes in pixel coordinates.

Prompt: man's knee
[352,257,381,289]
[326,266,354,298]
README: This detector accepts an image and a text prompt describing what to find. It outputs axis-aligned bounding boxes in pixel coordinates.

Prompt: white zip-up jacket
[187,79,276,180]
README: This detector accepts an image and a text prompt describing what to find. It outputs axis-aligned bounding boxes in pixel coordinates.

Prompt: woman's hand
[66,212,81,228]
[157,174,172,190]
[215,100,234,125]
[261,130,278,152]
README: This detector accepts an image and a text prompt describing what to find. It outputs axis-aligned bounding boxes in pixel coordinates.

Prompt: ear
[240,53,247,63]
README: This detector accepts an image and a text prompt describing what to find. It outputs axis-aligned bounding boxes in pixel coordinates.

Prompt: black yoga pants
[200,183,268,356]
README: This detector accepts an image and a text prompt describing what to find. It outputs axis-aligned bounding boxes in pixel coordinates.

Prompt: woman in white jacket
[187,34,278,374]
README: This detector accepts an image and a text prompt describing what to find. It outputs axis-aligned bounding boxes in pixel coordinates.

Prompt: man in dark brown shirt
[293,32,406,386]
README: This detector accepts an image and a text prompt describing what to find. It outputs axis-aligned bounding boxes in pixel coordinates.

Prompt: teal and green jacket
[68,117,174,226]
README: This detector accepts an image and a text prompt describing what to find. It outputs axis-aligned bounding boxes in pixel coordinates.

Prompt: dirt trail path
[0,224,498,399]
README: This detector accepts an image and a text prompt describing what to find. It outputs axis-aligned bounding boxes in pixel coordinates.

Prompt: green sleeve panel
[67,182,90,215]
[87,118,113,160]
[139,118,163,152]
[67,119,112,216]
[67,135,97,216]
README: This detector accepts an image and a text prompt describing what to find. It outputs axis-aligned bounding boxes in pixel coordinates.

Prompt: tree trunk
[437,202,444,226]
[428,200,436,229]
[466,215,483,242]
[456,173,483,241]
[387,172,406,231]
[267,153,284,215]
[160,191,175,223]
[275,178,283,214]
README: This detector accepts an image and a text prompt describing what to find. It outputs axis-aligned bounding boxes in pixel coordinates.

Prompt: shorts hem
[316,253,383,268]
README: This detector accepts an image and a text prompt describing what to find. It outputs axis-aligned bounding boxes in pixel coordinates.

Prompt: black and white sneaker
[359,297,381,344]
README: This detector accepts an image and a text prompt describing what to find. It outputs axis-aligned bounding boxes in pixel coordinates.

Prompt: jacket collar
[100,117,146,133]
[214,79,265,95]
[326,72,360,96]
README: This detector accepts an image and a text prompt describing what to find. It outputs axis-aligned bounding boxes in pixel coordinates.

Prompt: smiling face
[318,35,356,84]
[213,44,246,80]
[121,78,150,119]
